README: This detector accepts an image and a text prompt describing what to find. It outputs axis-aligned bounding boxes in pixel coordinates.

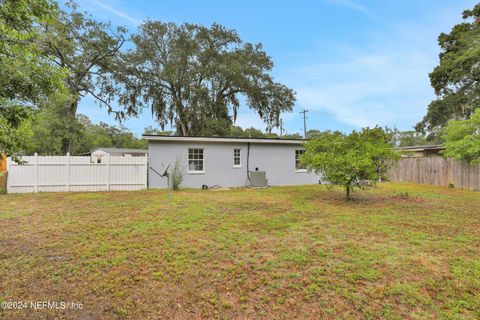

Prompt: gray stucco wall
[148,140,321,189]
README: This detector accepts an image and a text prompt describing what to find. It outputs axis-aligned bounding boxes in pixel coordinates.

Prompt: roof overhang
[396,145,445,152]
[91,148,148,153]
[142,135,305,145]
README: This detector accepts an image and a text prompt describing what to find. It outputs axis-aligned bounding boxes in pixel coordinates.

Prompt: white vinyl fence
[7,153,148,193]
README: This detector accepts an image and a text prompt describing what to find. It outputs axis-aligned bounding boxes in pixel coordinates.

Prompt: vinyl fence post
[106,153,111,191]
[66,152,70,192]
[144,153,148,189]
[34,152,38,193]
[167,175,170,209]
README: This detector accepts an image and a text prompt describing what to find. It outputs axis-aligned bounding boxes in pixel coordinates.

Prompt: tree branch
[85,88,112,109]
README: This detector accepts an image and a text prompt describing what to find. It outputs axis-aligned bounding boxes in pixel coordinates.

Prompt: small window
[188,148,204,173]
[295,149,305,170]
[233,148,241,167]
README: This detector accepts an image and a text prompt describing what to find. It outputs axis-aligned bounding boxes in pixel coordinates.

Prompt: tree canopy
[416,3,480,137]
[104,21,295,136]
[40,0,127,153]
[386,128,440,147]
[442,108,480,164]
[0,0,64,160]
[20,110,146,156]
[302,127,399,200]
[1,1,302,157]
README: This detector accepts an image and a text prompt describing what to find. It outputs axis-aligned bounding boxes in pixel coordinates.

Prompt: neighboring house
[396,145,445,157]
[88,148,148,163]
[143,135,322,189]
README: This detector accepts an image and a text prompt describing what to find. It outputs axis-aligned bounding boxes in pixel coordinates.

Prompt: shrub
[302,127,399,200]
[0,172,6,194]
[170,156,184,191]
[443,108,480,164]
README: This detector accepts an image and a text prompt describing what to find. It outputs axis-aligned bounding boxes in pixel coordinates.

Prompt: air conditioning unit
[249,171,267,187]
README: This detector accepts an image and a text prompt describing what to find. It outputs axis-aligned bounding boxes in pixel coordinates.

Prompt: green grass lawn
[0,183,479,319]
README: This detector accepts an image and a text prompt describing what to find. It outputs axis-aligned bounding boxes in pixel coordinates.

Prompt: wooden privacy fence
[6,153,148,193]
[387,157,480,191]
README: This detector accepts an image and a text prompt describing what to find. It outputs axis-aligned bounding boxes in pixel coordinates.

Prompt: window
[188,148,204,173]
[295,149,306,171]
[233,148,241,167]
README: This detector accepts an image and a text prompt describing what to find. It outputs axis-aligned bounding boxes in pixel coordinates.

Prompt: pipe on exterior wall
[246,142,251,183]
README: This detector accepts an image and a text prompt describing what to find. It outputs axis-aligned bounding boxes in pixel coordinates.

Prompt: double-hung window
[188,148,204,173]
[233,148,241,167]
[295,149,306,171]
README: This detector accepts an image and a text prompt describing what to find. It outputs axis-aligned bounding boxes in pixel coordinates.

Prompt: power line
[279,118,283,138]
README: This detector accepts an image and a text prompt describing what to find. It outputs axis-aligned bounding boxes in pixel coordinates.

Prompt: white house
[143,135,322,189]
[89,148,148,163]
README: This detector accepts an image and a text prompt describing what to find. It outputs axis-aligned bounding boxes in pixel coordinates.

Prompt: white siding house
[143,135,321,189]
[89,148,148,163]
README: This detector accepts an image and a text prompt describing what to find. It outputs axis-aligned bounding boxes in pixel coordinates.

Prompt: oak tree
[40,1,127,153]
[0,0,64,160]
[105,21,295,136]
[416,4,480,137]
[442,108,480,164]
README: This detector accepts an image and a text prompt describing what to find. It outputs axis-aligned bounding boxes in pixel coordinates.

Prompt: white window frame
[233,148,241,168]
[188,148,205,174]
[295,149,307,172]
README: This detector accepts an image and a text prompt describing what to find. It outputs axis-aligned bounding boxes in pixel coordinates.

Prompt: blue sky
[70,0,478,136]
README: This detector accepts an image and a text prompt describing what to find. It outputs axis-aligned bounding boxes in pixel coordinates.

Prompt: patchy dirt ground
[0,183,479,319]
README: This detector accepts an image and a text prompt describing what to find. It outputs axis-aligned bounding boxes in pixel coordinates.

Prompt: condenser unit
[249,171,267,187]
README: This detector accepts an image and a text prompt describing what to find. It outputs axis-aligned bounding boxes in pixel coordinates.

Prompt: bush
[442,108,480,164]
[0,172,6,194]
[302,127,399,200]
[170,156,184,191]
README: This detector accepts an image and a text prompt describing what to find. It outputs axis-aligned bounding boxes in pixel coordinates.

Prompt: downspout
[246,142,251,184]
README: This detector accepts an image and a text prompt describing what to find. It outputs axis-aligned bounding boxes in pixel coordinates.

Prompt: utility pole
[300,109,308,139]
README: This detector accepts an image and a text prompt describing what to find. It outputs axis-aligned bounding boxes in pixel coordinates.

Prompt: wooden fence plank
[387,157,480,191]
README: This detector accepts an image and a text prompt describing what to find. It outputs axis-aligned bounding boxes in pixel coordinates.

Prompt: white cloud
[231,44,434,133]
[87,0,142,26]
[234,111,269,130]
[325,0,373,17]
[286,48,434,129]
[277,3,471,132]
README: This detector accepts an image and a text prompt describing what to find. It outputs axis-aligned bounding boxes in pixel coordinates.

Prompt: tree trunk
[69,97,79,115]
[61,138,70,156]
[178,120,189,136]
[346,185,351,201]
[173,98,189,136]
[61,97,78,155]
